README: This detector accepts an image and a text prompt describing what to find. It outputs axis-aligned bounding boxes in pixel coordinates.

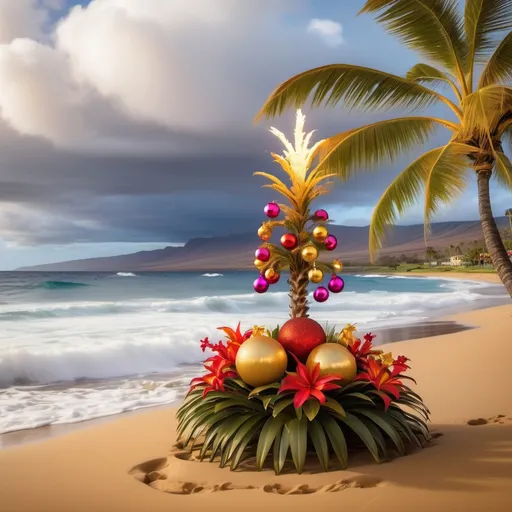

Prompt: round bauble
[254,258,266,269]
[313,225,328,242]
[281,233,298,250]
[253,275,269,293]
[301,245,318,263]
[264,202,280,219]
[313,209,329,222]
[265,268,280,284]
[306,343,357,383]
[328,276,345,293]
[235,335,288,387]
[324,235,338,251]
[255,247,270,262]
[333,259,343,272]
[277,317,326,361]
[308,267,324,284]
[313,286,329,303]
[258,224,272,241]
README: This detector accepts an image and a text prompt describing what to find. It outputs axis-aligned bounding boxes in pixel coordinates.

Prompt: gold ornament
[301,245,318,263]
[308,267,324,283]
[258,224,272,241]
[254,258,266,269]
[306,343,357,383]
[235,335,288,387]
[313,225,328,242]
[264,268,280,283]
[333,259,343,272]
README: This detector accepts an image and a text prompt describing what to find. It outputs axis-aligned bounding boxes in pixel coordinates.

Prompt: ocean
[0,270,507,436]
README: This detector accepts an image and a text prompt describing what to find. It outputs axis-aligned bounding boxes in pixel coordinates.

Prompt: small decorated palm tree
[253,110,343,318]
[170,111,430,477]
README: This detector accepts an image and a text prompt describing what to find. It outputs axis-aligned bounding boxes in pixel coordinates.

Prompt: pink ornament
[313,209,329,221]
[253,275,269,294]
[313,286,329,303]
[264,202,280,218]
[328,276,345,293]
[324,235,338,251]
[255,247,270,262]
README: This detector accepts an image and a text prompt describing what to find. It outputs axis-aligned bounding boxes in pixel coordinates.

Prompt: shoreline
[0,303,511,511]
[0,272,506,449]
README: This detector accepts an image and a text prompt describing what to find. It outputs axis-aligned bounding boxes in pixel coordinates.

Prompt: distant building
[449,255,463,266]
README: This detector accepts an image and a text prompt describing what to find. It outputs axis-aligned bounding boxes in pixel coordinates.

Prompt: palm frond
[315,117,455,181]
[369,143,470,261]
[359,0,468,94]
[462,85,512,140]
[479,30,512,87]
[494,151,512,190]
[406,63,462,101]
[255,64,462,122]
[465,0,512,87]
[423,144,472,239]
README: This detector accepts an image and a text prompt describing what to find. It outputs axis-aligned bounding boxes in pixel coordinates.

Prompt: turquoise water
[0,270,505,435]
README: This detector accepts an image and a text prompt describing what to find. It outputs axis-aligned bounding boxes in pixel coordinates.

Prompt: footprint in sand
[262,475,383,495]
[467,414,511,426]
[135,475,382,495]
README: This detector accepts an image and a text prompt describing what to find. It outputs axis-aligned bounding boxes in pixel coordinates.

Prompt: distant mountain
[17,217,509,272]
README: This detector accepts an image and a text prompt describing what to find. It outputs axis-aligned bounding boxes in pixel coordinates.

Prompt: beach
[1,271,511,512]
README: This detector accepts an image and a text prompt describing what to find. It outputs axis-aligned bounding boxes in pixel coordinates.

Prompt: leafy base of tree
[177,332,430,475]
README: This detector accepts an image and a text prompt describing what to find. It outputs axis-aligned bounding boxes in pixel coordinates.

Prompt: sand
[1,297,511,511]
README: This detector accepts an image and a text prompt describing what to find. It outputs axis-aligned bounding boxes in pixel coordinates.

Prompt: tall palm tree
[256,0,512,297]
[507,208,512,229]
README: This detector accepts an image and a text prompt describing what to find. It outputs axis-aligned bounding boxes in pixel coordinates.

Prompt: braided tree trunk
[288,267,310,318]
[476,165,512,298]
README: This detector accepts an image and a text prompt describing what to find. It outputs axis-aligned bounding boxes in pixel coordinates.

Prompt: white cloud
[0,0,346,153]
[307,18,344,47]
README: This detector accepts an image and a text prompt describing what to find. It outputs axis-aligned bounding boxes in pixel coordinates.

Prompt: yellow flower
[338,323,357,346]
[252,325,266,337]
[380,352,394,366]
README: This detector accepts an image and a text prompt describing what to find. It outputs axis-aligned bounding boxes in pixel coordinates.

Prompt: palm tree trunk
[476,169,512,298]
[288,267,309,318]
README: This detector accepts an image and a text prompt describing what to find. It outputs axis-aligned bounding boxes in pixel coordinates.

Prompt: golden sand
[1,276,511,512]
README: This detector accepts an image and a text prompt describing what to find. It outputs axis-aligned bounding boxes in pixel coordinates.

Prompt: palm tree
[256,0,512,297]
[507,208,512,229]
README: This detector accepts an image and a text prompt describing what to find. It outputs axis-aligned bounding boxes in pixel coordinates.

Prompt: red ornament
[280,233,298,250]
[264,202,280,218]
[277,318,326,361]
[313,209,329,221]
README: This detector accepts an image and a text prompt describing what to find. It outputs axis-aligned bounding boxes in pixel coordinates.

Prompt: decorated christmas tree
[176,111,430,474]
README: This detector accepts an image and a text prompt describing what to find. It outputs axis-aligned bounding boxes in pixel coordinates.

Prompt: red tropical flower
[354,358,404,409]
[393,355,410,372]
[199,323,252,363]
[189,357,238,397]
[347,332,382,369]
[278,355,342,409]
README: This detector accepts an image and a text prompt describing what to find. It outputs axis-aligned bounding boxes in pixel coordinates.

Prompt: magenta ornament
[313,209,329,222]
[253,275,269,294]
[264,202,280,218]
[324,235,338,251]
[313,286,329,303]
[328,276,345,293]
[255,247,270,262]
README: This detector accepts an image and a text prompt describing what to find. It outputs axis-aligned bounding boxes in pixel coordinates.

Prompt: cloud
[0,0,343,153]
[307,18,344,47]
[0,0,63,44]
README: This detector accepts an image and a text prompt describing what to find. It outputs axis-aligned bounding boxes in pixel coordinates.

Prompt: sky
[0,0,510,270]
